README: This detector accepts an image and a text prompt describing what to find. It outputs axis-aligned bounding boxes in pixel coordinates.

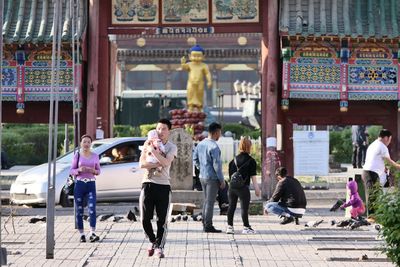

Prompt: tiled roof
[280,0,400,38]
[2,0,86,45]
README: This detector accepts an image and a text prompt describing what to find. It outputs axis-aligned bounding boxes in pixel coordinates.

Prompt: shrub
[113,125,141,137]
[113,125,131,137]
[329,127,352,163]
[2,124,73,165]
[375,189,400,266]
[251,141,262,174]
[223,123,260,140]
[367,125,382,144]
[140,123,157,137]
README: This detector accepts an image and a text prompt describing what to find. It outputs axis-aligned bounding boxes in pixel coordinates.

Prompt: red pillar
[97,1,111,138]
[261,0,280,199]
[86,0,100,138]
[86,0,111,138]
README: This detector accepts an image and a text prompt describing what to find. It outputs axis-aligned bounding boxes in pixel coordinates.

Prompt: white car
[10,137,146,207]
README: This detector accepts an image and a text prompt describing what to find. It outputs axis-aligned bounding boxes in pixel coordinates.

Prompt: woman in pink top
[70,134,101,243]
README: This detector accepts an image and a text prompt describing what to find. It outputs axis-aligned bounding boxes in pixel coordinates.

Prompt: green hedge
[376,189,400,266]
[140,124,157,137]
[222,123,261,140]
[113,125,141,137]
[329,128,352,163]
[2,124,74,165]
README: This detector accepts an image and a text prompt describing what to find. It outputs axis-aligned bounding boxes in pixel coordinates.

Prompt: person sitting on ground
[340,180,365,219]
[264,167,307,225]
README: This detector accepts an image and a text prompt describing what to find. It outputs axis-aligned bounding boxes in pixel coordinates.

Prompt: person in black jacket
[226,138,261,234]
[264,167,307,225]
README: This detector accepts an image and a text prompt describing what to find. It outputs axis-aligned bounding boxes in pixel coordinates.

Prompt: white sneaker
[242,227,256,234]
[226,225,234,234]
[155,247,165,258]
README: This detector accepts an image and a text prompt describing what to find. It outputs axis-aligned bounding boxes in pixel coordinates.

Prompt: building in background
[1,0,86,124]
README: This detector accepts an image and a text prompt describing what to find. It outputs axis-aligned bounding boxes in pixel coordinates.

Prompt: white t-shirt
[363,139,390,177]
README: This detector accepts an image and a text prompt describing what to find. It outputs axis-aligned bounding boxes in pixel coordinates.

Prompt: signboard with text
[293,131,329,176]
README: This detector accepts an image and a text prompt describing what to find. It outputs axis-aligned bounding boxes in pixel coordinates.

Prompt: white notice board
[293,131,329,176]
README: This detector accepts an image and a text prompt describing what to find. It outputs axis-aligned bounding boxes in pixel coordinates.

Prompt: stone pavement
[0,202,394,267]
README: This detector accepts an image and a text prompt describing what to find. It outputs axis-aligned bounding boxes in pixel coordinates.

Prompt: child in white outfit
[146,130,166,174]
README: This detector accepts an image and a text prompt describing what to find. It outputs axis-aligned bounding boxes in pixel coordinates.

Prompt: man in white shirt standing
[363,129,400,216]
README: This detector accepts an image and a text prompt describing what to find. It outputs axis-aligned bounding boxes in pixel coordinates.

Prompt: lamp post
[46,0,63,259]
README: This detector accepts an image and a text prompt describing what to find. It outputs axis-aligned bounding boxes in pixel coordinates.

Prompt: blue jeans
[200,179,220,229]
[265,202,299,217]
[74,180,96,230]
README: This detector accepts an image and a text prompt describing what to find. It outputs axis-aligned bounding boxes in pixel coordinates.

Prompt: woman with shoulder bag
[226,137,261,234]
[69,134,101,243]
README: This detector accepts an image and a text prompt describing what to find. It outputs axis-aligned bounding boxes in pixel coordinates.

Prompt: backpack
[229,157,251,189]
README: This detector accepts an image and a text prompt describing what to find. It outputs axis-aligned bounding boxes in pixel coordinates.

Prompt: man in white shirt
[363,129,400,216]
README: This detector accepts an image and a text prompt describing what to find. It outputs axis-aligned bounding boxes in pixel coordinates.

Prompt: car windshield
[56,142,107,163]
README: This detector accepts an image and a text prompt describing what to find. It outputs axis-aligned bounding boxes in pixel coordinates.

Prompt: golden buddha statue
[181,45,212,112]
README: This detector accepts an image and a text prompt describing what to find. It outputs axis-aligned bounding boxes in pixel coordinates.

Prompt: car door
[96,140,145,201]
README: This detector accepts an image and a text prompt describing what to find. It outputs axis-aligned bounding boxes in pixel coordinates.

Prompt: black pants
[352,145,367,168]
[363,170,380,215]
[139,183,171,248]
[227,186,251,227]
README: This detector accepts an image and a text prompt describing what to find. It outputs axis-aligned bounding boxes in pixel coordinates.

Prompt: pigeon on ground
[336,219,352,227]
[99,214,114,221]
[305,219,324,227]
[113,216,123,222]
[126,210,137,222]
[28,216,46,223]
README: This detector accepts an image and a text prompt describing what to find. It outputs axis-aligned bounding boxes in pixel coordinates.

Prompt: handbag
[229,157,251,189]
[63,152,80,196]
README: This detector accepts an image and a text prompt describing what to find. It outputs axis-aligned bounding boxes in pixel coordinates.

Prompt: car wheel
[60,191,74,207]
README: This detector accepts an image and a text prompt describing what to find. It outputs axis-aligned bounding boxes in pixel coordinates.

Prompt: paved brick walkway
[0,203,394,267]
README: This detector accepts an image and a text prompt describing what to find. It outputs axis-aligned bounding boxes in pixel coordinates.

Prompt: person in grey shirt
[193,122,225,233]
